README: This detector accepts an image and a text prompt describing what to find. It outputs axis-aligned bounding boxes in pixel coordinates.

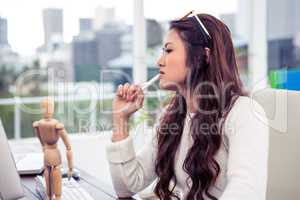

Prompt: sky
[0,0,238,56]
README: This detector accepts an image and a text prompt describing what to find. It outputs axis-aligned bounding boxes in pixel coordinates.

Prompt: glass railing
[0,91,172,139]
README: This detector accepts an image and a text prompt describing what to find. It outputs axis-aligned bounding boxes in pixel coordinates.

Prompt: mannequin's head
[41,98,54,119]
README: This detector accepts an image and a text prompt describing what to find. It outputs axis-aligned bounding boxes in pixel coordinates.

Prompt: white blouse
[106,96,269,200]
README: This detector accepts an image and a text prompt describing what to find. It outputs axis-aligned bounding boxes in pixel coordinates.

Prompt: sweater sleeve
[106,134,158,198]
[220,97,269,200]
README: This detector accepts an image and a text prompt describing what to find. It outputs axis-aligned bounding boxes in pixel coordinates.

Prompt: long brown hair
[154,14,246,200]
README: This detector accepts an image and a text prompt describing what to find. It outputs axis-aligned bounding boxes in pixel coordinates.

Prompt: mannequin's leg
[44,166,53,200]
[52,165,62,200]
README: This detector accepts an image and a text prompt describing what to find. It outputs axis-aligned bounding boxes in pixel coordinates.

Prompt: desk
[9,133,143,200]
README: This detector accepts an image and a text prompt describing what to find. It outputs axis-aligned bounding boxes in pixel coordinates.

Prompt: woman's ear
[204,47,210,64]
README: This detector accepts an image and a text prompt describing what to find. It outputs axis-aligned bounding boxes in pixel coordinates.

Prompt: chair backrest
[252,88,300,200]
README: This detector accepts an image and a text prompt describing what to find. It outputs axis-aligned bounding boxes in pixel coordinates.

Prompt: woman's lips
[159,72,164,79]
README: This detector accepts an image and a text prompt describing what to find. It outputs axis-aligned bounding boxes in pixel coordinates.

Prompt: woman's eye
[163,48,172,54]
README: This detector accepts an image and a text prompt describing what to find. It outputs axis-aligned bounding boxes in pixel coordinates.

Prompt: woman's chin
[159,81,177,91]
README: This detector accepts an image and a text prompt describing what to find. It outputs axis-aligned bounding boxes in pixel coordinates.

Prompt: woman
[106,12,269,200]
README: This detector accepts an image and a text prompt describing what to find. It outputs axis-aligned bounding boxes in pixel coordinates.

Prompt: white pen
[140,74,160,91]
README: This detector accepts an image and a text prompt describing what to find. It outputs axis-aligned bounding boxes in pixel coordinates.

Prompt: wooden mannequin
[33,98,73,200]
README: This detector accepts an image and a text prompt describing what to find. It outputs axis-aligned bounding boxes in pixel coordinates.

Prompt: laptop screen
[0,120,25,200]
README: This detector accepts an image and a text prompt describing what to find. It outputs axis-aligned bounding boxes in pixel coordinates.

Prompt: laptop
[15,152,44,175]
[0,120,25,200]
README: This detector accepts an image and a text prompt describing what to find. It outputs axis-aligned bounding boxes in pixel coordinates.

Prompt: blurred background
[0,0,299,139]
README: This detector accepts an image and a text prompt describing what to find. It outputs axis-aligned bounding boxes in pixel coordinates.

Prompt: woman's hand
[111,83,144,142]
[113,83,145,119]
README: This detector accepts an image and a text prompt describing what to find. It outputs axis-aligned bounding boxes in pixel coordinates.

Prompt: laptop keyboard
[61,178,94,200]
[35,176,95,200]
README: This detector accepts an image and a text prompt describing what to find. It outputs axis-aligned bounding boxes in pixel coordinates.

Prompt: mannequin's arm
[57,123,73,177]
[33,121,45,152]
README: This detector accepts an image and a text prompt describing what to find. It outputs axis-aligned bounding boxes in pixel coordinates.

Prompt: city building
[0,16,9,46]
[72,20,122,82]
[107,19,163,88]
[236,0,300,70]
[79,18,93,34]
[42,8,63,49]
[36,9,73,82]
[72,33,99,82]
[93,6,115,31]
[0,16,20,68]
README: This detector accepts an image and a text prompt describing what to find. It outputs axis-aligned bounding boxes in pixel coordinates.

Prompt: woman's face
[157,29,189,91]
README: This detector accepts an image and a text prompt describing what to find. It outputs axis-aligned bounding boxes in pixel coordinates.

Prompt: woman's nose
[157,55,165,68]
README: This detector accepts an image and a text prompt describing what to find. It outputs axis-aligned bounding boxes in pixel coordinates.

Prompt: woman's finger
[117,84,123,97]
[122,83,130,99]
[133,86,142,99]
[128,85,138,101]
